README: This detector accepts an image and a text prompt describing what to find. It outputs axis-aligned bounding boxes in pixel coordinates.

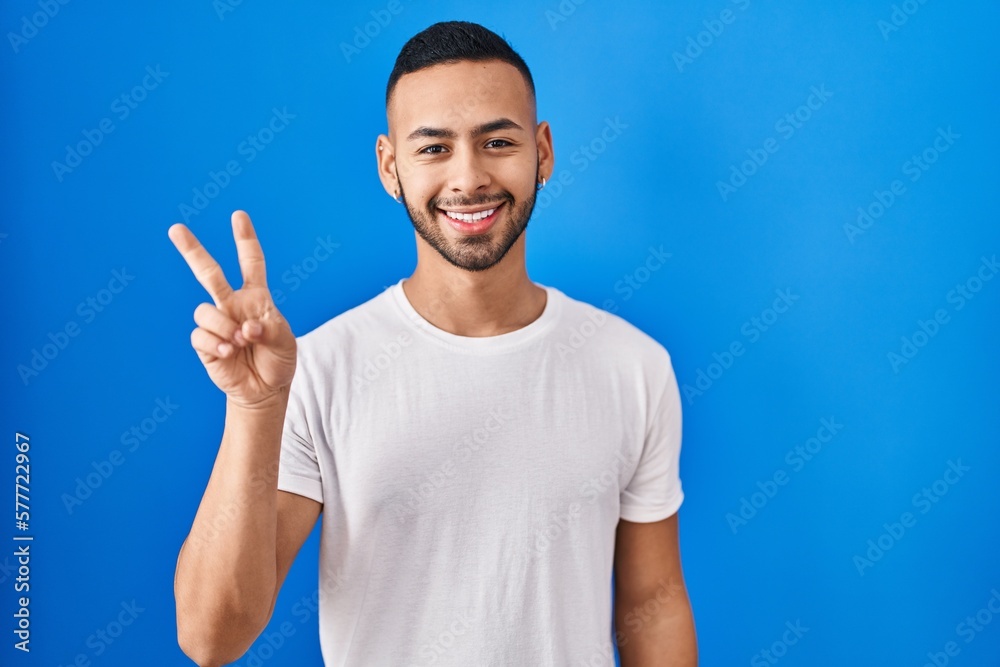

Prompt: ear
[375,133,400,200]
[534,121,554,183]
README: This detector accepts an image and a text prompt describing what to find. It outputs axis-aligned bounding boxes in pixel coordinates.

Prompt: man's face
[385,60,542,272]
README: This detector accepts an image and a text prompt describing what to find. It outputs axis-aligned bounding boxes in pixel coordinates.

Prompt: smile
[440,205,499,222]
[437,202,505,235]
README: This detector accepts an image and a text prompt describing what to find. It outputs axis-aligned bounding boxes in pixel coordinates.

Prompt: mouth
[437,202,505,235]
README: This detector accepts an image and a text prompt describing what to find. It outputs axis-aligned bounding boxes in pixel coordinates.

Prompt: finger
[241,305,291,347]
[232,210,268,289]
[191,327,233,359]
[168,223,235,306]
[193,302,246,346]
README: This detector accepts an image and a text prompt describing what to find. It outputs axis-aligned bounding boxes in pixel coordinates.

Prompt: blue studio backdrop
[2,1,998,665]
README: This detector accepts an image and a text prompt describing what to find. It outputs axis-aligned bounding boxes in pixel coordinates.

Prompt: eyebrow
[405,117,525,142]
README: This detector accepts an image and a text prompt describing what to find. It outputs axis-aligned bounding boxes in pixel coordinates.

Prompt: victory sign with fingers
[167,210,297,409]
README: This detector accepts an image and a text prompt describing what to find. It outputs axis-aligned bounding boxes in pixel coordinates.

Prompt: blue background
[2,0,998,665]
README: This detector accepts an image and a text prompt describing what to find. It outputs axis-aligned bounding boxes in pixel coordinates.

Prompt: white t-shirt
[277,278,684,666]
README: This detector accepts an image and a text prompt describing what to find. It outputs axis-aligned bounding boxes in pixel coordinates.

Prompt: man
[171,20,696,667]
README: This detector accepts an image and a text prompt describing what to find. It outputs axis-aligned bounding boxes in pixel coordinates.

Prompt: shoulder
[548,285,675,378]
[292,284,400,365]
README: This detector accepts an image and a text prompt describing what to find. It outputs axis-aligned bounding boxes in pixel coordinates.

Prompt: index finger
[167,222,235,306]
[232,210,268,288]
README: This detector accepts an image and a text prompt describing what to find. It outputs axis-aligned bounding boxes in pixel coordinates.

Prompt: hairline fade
[385,20,536,117]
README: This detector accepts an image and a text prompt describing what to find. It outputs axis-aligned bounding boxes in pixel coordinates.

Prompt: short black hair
[385,20,535,111]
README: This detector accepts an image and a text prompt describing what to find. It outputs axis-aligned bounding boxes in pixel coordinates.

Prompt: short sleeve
[619,354,684,522]
[276,358,324,505]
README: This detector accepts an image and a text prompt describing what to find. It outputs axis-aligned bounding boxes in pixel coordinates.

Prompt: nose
[446,142,492,201]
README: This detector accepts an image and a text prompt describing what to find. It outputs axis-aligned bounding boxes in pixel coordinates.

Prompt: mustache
[431,194,512,210]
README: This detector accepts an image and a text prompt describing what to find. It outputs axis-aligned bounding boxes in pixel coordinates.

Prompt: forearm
[174,388,289,665]
[615,584,698,667]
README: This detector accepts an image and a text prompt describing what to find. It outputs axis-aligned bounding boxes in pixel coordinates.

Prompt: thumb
[241,313,290,348]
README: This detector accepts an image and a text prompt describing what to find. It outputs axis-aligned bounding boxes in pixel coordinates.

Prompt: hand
[168,211,296,409]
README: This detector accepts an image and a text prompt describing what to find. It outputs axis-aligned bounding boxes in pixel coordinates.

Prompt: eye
[418,145,447,155]
[486,139,513,148]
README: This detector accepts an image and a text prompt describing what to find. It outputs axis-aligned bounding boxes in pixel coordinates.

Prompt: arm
[613,512,697,666]
[167,211,320,666]
[174,394,321,666]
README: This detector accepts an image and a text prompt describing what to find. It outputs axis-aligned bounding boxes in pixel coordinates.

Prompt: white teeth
[443,207,496,222]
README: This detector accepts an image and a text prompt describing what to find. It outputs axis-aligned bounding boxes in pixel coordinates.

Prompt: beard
[397,165,539,273]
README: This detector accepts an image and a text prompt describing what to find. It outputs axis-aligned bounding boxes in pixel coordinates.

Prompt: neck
[402,237,547,337]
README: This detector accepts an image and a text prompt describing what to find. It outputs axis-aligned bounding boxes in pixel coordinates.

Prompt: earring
[536,177,547,191]
[393,191,402,204]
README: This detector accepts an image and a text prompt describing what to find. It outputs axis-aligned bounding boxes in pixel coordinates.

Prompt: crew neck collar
[388,278,562,354]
